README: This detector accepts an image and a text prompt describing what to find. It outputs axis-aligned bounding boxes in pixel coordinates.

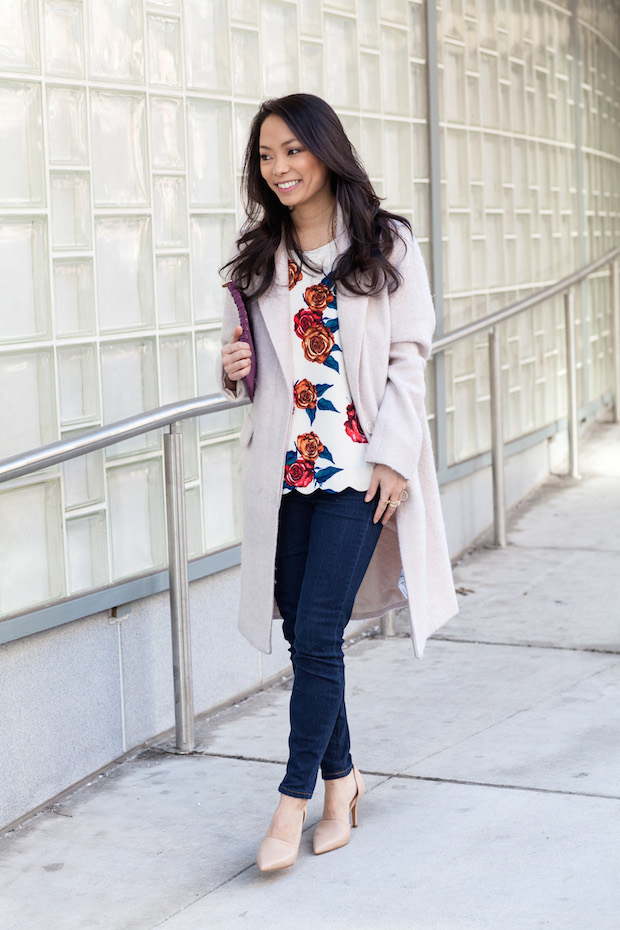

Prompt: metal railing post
[564,289,581,479]
[612,259,620,425]
[380,610,396,637]
[489,326,506,547]
[164,422,195,753]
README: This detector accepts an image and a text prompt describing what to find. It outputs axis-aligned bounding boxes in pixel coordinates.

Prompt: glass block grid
[0,0,618,618]
[438,0,620,462]
[0,0,430,616]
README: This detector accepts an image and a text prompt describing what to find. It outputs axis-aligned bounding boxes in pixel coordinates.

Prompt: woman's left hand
[365,465,407,525]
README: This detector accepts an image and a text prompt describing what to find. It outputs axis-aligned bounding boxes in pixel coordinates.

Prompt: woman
[220,94,457,872]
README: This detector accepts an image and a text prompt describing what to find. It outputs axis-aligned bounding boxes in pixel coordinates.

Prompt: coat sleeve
[217,238,249,402]
[365,227,436,481]
[218,286,249,401]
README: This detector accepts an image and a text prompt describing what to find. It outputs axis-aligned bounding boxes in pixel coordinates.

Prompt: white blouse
[282,240,374,496]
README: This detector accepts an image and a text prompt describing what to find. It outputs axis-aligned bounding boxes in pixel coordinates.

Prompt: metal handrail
[380,248,619,636]
[0,249,616,487]
[431,246,619,353]
[0,394,249,755]
[0,394,249,485]
[430,246,620,549]
[0,248,618,751]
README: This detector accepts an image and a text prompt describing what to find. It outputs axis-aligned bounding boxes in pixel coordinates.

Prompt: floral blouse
[282,240,374,495]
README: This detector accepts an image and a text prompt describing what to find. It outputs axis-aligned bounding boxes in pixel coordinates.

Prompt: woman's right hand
[222,325,252,383]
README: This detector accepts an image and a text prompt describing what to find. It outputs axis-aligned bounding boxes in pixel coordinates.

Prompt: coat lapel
[256,237,293,388]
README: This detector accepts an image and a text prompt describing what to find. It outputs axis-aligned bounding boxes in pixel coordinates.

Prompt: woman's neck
[290,196,337,251]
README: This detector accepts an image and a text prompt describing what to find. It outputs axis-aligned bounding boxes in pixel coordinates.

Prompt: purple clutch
[225,281,256,401]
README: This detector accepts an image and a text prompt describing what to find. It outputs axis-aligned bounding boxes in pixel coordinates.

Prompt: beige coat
[220,207,458,658]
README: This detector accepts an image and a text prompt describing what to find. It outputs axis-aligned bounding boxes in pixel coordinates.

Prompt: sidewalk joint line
[506,544,620,554]
[361,770,620,802]
[157,753,620,804]
[153,748,286,765]
[431,635,620,655]
[152,863,257,927]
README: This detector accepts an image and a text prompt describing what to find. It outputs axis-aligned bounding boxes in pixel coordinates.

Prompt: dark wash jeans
[274,487,383,799]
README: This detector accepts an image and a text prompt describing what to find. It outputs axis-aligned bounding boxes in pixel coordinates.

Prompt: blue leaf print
[285,450,297,466]
[317,398,338,413]
[332,343,342,352]
[315,466,343,484]
[323,355,340,373]
[315,383,331,397]
[323,317,339,333]
[307,405,316,425]
[318,444,334,463]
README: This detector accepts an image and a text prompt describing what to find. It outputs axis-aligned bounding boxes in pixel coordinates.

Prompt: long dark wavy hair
[221,94,412,300]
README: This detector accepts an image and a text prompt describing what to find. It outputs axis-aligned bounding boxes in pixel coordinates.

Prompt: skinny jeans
[274,487,383,799]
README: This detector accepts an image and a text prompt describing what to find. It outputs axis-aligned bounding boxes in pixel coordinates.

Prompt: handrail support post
[489,327,507,547]
[380,610,396,637]
[612,259,620,425]
[564,289,581,479]
[164,422,195,753]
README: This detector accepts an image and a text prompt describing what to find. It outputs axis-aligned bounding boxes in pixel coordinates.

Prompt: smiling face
[258,113,333,214]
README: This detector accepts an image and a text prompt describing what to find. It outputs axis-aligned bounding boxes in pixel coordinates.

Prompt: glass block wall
[438,0,620,463]
[0,0,618,620]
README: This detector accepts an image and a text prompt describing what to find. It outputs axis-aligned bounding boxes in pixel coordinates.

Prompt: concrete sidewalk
[1,419,619,930]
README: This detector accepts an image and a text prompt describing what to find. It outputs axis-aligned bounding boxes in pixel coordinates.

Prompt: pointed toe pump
[256,807,307,872]
[313,765,365,856]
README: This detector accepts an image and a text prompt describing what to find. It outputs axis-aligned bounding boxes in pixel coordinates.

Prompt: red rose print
[344,403,368,443]
[304,283,334,312]
[296,432,324,461]
[294,307,323,339]
[288,260,302,290]
[301,323,334,363]
[284,458,315,488]
[294,379,318,409]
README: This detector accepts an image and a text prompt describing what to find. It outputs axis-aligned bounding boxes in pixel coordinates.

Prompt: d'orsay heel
[313,765,365,855]
[256,807,307,872]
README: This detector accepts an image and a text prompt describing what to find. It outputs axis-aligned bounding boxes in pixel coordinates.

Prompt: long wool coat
[220,208,458,658]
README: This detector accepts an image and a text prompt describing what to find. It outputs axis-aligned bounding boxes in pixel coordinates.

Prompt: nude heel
[257,807,307,872]
[313,765,365,856]
[351,795,359,828]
